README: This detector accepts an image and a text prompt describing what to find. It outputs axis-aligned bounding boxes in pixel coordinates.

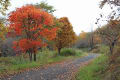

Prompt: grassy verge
[75,54,108,80]
[0,48,86,77]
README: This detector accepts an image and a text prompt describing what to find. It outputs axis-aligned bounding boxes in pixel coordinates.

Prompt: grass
[79,48,90,52]
[75,54,108,80]
[90,44,109,54]
[0,48,86,76]
[99,45,109,54]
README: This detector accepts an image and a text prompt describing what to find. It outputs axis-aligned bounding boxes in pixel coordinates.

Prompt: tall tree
[96,20,120,55]
[96,19,120,80]
[55,17,76,54]
[8,5,57,61]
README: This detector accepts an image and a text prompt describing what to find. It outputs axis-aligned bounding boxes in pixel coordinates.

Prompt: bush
[0,37,19,57]
[91,44,109,54]
[60,48,76,56]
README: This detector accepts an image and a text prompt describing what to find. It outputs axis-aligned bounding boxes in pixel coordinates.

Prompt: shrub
[60,48,76,56]
[91,44,109,54]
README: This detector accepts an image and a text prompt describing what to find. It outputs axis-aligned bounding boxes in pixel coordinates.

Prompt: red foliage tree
[9,5,57,61]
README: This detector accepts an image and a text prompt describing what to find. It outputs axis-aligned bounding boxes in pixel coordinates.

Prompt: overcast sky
[7,0,112,35]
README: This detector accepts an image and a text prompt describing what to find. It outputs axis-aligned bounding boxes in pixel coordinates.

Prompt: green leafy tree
[34,1,56,13]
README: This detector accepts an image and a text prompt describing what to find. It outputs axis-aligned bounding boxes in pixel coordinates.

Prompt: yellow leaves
[0,21,8,40]
[55,17,76,48]
[94,34,101,44]
[79,31,87,39]
[109,20,120,28]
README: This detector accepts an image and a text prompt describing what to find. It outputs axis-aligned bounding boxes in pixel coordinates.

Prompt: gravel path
[1,54,99,80]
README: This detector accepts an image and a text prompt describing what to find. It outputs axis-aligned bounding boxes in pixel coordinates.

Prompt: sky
[7,0,112,35]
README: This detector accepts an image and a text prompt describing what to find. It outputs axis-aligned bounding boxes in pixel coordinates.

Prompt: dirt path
[1,54,99,80]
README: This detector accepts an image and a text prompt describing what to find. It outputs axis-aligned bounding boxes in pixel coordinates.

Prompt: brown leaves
[55,17,76,50]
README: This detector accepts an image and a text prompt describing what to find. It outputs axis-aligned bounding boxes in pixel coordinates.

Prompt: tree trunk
[29,53,32,62]
[110,46,113,55]
[58,48,61,55]
[34,53,36,61]
[109,41,115,55]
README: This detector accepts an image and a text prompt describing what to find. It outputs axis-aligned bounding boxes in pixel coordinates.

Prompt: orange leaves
[9,5,57,54]
[13,39,44,53]
[40,28,58,40]
[9,5,53,25]
[13,39,31,52]
[19,39,30,52]
[13,41,18,50]
[42,11,53,25]
[9,5,54,35]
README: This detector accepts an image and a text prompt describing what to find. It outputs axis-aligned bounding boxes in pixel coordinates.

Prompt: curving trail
[1,54,99,80]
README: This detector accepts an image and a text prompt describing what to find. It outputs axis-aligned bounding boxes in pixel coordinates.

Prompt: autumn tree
[93,34,101,44]
[55,17,76,54]
[96,20,120,55]
[79,31,95,50]
[96,19,120,80]
[75,31,89,48]
[74,31,101,49]
[78,31,87,39]
[8,5,57,61]
[97,1,120,80]
[34,2,58,50]
[89,32,101,50]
